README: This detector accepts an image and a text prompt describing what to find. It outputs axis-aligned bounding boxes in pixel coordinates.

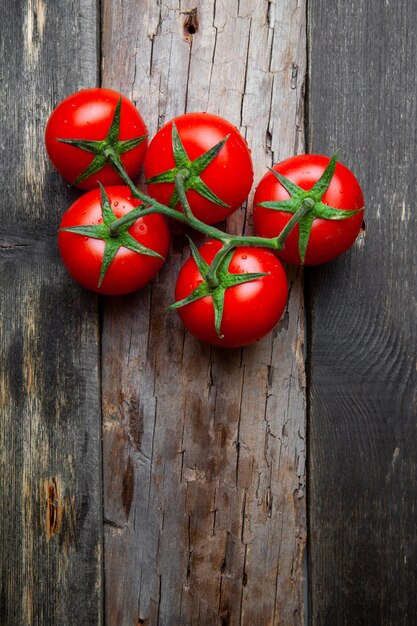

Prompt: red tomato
[253,154,364,265]
[45,88,148,190]
[58,186,170,295]
[144,112,254,225]
[174,240,288,347]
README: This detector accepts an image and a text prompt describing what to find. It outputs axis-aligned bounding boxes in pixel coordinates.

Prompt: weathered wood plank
[102,1,307,624]
[0,1,102,624]
[308,1,417,624]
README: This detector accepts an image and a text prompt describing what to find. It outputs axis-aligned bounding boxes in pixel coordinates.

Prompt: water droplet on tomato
[114,201,119,207]
[242,255,247,259]
[139,224,145,231]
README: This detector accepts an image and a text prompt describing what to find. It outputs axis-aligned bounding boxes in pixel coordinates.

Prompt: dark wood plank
[101,1,307,624]
[308,1,417,624]
[0,1,102,624]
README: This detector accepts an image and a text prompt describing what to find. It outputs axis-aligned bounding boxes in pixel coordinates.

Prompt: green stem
[275,197,314,249]
[223,198,314,251]
[175,170,193,220]
[109,155,230,242]
[205,241,235,288]
[204,198,315,285]
[108,155,314,252]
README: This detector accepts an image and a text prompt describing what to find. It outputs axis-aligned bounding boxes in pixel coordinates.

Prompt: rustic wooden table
[1,1,416,624]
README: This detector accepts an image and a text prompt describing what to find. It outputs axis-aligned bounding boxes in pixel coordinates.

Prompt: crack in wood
[104,517,126,530]
[122,455,135,520]
[0,242,30,249]
[45,477,63,541]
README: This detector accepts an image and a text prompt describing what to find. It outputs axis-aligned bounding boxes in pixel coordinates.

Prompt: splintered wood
[102,1,307,624]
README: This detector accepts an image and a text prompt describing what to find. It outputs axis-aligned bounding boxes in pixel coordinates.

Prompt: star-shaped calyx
[257,154,360,263]
[170,239,268,338]
[60,185,163,287]
[145,123,230,211]
[56,97,147,186]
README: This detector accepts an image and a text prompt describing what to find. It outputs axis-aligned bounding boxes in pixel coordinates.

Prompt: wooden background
[0,1,416,625]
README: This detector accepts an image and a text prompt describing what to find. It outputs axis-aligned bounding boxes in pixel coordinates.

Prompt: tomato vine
[47,88,365,346]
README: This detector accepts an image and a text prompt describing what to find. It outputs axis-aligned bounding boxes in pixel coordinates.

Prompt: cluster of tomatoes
[45,88,364,347]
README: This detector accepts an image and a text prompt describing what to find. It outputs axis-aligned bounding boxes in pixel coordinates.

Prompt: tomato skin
[174,240,288,347]
[45,88,148,190]
[58,186,170,295]
[144,112,254,225]
[253,154,364,265]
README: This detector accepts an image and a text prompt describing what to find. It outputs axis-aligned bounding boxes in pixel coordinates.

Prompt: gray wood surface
[5,1,416,625]
[101,1,307,624]
[308,1,417,624]
[0,1,103,624]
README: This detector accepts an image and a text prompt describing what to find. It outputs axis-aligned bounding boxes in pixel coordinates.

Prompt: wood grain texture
[101,1,307,624]
[308,1,417,624]
[0,1,103,624]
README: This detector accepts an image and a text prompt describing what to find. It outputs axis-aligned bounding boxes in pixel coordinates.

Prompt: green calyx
[145,122,230,211]
[257,153,360,263]
[56,97,147,185]
[60,184,163,287]
[170,239,268,338]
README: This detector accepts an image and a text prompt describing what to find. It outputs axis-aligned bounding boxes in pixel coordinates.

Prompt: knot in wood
[182,8,198,42]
